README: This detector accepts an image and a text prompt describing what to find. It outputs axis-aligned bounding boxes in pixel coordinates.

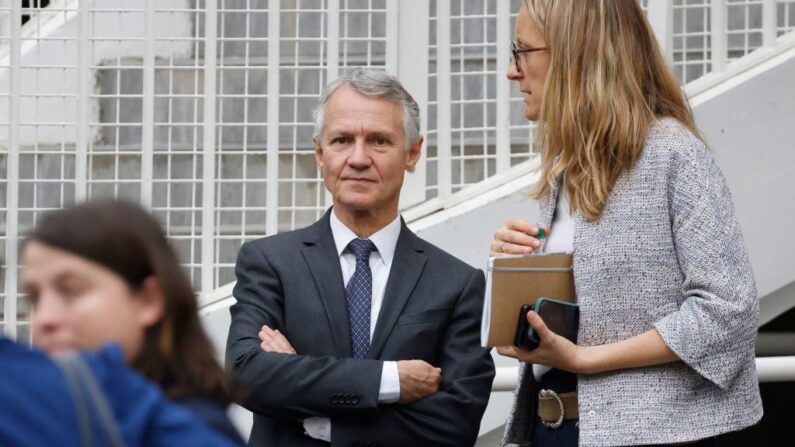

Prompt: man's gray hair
[312,67,421,149]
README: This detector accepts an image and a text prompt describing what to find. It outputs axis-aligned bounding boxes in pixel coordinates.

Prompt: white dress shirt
[303,210,403,442]
[533,180,574,381]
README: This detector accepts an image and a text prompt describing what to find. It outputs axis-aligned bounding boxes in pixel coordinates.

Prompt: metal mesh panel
[213,0,269,287]
[727,0,765,60]
[780,0,795,35]
[0,1,793,337]
[672,0,712,84]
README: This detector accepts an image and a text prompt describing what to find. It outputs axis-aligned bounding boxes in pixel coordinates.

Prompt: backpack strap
[56,353,126,447]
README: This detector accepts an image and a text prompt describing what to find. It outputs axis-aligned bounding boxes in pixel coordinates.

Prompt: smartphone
[513,304,539,350]
[527,297,579,345]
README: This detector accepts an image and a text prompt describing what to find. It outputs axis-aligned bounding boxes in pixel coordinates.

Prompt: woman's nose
[506,59,522,81]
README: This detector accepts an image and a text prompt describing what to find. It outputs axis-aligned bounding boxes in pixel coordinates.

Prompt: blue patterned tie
[345,239,377,359]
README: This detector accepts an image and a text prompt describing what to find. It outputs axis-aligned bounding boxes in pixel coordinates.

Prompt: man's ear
[315,140,325,172]
[135,277,165,329]
[405,136,423,173]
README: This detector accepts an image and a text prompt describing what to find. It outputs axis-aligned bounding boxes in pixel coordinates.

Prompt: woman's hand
[497,311,680,375]
[496,310,590,374]
[490,219,549,256]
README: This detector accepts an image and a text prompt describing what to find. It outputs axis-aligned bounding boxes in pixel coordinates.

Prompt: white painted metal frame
[3,0,20,339]
[202,0,219,295]
[1,1,795,337]
[265,0,279,237]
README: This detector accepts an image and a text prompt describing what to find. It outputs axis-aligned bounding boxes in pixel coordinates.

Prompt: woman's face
[507,6,550,121]
[22,241,162,360]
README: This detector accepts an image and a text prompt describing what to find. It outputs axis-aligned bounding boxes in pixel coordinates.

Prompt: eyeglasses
[511,41,548,72]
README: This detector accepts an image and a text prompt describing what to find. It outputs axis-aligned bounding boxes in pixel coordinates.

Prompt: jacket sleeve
[331,269,496,447]
[225,241,383,420]
[653,141,759,390]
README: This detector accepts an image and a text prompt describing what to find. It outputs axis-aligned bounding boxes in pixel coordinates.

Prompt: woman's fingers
[526,311,554,342]
[490,219,551,256]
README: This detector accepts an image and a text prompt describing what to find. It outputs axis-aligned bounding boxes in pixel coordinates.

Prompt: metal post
[436,0,452,202]
[495,0,511,173]
[647,0,674,65]
[201,0,218,294]
[396,0,429,210]
[140,0,155,207]
[762,0,778,47]
[385,0,398,75]
[711,0,727,72]
[76,0,89,201]
[4,0,21,339]
[266,0,280,234]
[324,0,340,209]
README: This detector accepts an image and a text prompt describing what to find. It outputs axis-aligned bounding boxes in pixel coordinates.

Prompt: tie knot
[347,239,377,262]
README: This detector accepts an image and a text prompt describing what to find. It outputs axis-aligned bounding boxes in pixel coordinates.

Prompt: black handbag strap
[56,354,126,447]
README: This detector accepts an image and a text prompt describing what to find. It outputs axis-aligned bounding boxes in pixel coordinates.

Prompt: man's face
[315,85,421,218]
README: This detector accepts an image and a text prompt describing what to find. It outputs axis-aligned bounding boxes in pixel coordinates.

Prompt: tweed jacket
[502,118,763,446]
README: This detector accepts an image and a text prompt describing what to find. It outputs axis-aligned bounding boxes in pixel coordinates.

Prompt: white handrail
[490,358,795,392]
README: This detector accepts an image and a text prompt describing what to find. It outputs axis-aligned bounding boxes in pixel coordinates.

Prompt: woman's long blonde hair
[525,0,700,220]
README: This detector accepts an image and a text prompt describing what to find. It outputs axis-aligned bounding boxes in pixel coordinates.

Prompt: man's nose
[347,138,371,168]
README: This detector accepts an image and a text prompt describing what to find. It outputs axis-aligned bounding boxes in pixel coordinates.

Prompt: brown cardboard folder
[480,252,575,347]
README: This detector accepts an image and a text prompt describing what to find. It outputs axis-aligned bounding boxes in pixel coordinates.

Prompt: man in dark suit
[226,67,495,447]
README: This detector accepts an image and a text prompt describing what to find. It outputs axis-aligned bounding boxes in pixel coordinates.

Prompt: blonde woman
[493,1,762,446]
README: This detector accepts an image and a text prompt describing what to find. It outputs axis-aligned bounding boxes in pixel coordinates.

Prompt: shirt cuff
[378,361,401,404]
[303,417,331,443]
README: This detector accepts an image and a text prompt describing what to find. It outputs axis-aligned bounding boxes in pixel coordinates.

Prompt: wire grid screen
[213,0,269,288]
[779,0,795,35]
[427,0,534,199]
[340,0,387,67]
[727,0,765,60]
[0,2,11,338]
[0,0,396,313]
[672,0,712,84]
[2,1,84,342]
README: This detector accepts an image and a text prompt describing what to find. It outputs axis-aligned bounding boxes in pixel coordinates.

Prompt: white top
[533,181,574,381]
[303,210,402,442]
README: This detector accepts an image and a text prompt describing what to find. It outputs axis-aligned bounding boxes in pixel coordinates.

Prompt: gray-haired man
[226,67,495,446]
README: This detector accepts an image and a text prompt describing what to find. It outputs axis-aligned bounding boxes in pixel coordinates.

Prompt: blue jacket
[0,336,243,447]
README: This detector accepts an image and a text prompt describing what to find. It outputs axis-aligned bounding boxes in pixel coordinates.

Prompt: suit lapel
[367,222,427,359]
[300,210,352,358]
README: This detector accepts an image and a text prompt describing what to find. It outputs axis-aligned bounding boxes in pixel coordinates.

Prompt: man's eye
[331,137,349,144]
[374,138,389,146]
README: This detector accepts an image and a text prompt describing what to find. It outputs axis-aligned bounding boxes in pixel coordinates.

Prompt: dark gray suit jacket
[227,210,495,447]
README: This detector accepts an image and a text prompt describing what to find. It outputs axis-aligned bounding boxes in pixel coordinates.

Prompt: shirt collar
[330,209,402,266]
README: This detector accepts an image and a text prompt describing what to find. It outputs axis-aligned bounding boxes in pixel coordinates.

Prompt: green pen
[536,224,546,252]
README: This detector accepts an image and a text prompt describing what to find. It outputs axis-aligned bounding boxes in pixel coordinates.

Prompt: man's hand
[259,325,297,354]
[397,360,442,404]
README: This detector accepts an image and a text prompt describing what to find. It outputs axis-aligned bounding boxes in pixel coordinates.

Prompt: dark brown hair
[27,199,234,405]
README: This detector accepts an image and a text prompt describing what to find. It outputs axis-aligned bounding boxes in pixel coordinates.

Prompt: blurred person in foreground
[493,1,762,446]
[227,67,495,447]
[0,333,239,446]
[21,200,245,444]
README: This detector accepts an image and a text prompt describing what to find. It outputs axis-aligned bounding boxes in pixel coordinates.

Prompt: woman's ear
[135,276,166,328]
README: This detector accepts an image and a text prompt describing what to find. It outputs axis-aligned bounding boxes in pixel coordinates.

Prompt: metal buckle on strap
[538,389,564,429]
